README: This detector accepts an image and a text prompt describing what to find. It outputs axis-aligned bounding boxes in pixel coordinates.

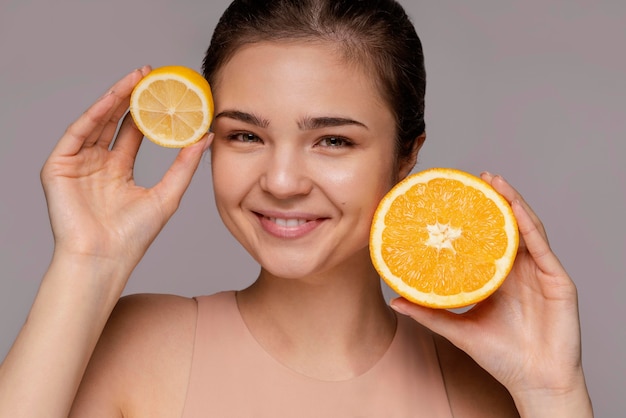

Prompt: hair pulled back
[202,0,426,160]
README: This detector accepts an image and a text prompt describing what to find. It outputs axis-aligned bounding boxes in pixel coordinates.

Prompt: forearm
[0,252,133,417]
[512,373,594,418]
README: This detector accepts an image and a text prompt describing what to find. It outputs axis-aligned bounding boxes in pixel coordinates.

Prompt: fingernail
[132,65,150,76]
[389,299,409,315]
[202,133,214,152]
[97,89,114,102]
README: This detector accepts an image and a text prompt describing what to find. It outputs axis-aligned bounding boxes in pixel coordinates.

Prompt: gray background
[1,0,624,415]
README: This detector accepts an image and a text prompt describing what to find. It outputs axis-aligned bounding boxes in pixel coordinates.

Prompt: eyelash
[227,132,262,143]
[225,132,353,148]
[317,136,353,148]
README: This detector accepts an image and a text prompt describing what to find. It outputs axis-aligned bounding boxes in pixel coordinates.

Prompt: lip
[253,210,327,239]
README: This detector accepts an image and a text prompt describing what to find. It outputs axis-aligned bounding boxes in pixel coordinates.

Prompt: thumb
[153,133,214,215]
[390,297,475,352]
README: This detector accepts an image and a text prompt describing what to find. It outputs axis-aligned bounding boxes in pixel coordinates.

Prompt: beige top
[181,291,453,417]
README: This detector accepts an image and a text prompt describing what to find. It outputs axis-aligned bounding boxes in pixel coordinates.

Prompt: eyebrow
[214,110,270,128]
[214,110,368,131]
[298,116,368,131]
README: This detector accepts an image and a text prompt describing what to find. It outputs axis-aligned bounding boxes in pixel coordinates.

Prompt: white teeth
[270,217,307,227]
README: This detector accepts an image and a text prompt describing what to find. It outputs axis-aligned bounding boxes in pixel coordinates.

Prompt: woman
[0,0,593,416]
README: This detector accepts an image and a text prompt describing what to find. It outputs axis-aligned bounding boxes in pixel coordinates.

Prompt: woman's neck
[236,250,397,381]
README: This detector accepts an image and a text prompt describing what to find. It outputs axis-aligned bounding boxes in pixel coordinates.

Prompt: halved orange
[370,168,519,309]
[130,65,214,148]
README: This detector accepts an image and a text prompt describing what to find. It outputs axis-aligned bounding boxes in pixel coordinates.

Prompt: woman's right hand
[0,67,212,418]
[41,66,212,272]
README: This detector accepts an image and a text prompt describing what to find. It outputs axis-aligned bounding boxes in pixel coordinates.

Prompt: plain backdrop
[1,0,624,415]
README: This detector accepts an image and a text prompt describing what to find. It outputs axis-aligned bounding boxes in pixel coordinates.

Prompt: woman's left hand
[390,173,592,416]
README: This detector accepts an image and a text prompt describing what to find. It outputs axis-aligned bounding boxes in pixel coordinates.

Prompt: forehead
[212,40,363,85]
[211,41,393,123]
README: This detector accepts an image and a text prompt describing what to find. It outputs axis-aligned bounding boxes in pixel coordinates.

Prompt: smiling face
[210,41,406,280]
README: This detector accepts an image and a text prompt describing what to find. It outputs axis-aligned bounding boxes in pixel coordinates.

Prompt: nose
[259,146,313,199]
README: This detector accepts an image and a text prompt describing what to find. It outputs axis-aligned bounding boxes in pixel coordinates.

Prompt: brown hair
[202,0,426,161]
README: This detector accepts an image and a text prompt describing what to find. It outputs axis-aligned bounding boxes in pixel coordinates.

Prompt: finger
[481,172,548,242]
[152,133,214,215]
[91,66,151,150]
[511,200,564,277]
[52,67,148,156]
[390,297,475,352]
[481,172,536,220]
[110,110,144,160]
[90,95,133,150]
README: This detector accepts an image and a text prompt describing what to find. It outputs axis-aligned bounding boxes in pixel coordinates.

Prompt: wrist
[51,244,138,275]
[512,375,593,418]
[46,249,135,306]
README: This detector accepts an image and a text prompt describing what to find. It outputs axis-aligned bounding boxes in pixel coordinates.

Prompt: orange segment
[130,65,214,148]
[370,168,519,309]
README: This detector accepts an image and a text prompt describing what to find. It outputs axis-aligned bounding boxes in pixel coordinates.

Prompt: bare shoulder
[70,293,198,418]
[434,334,520,418]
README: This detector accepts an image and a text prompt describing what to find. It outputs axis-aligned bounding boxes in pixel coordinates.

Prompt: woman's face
[210,41,402,280]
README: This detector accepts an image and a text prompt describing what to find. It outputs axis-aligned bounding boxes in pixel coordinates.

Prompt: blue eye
[319,136,351,147]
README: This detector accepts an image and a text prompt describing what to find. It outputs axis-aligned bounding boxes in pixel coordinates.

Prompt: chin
[258,254,337,281]
[261,264,319,281]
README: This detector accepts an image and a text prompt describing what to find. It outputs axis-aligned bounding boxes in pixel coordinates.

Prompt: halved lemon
[370,168,519,309]
[130,65,214,148]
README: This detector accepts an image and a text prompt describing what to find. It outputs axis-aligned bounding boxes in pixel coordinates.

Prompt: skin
[0,67,210,417]
[0,41,592,418]
[393,173,593,417]
[210,42,405,380]
[210,42,401,282]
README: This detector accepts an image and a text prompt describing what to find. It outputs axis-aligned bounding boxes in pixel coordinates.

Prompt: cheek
[323,156,396,214]
[210,148,242,210]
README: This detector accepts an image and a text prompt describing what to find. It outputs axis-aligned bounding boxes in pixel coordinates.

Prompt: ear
[397,132,426,180]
